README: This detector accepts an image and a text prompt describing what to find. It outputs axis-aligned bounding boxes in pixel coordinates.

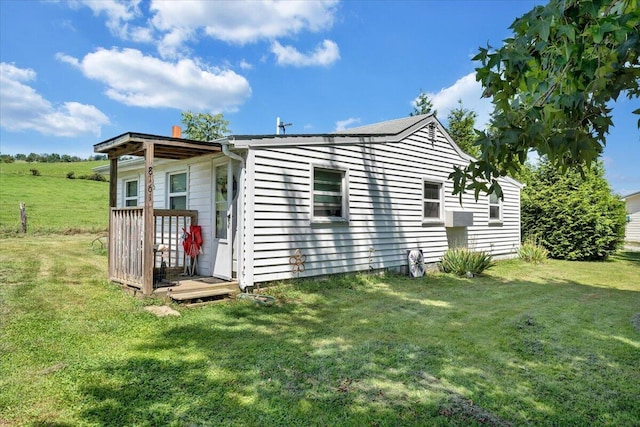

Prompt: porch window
[489,192,502,222]
[312,167,348,222]
[168,172,187,209]
[423,180,443,222]
[124,179,138,207]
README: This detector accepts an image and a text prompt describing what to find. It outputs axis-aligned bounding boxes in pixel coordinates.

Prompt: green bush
[66,171,75,179]
[518,237,549,263]
[29,168,40,176]
[440,248,494,277]
[521,160,626,261]
[78,173,106,182]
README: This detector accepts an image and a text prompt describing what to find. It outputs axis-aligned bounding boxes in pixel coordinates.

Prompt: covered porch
[94,130,223,295]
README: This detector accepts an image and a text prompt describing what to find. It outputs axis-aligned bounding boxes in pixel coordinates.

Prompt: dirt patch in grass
[439,395,512,427]
[144,305,180,317]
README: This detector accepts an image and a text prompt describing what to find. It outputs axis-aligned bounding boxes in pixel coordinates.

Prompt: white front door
[212,161,233,280]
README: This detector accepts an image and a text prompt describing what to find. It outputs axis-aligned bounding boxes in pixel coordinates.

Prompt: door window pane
[125,180,138,207]
[215,165,228,239]
[168,172,187,210]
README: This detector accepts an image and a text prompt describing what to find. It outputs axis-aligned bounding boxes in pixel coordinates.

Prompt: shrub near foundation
[440,248,494,277]
[518,237,549,264]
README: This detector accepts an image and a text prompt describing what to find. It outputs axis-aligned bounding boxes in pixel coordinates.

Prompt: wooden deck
[152,276,240,306]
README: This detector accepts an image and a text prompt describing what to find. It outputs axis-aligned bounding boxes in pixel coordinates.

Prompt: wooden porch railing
[108,208,198,292]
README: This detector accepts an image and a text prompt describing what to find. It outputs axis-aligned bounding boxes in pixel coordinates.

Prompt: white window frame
[167,170,188,210]
[489,191,502,223]
[422,179,444,224]
[123,178,139,207]
[310,165,349,224]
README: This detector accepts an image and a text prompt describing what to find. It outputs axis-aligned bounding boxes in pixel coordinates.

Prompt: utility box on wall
[445,210,473,228]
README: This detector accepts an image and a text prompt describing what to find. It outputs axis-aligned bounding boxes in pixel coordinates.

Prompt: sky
[0,0,638,195]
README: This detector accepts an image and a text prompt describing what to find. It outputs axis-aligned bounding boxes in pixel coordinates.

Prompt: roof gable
[335,114,433,135]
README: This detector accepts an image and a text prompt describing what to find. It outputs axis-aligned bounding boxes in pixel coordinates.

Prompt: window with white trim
[423,181,443,221]
[312,167,348,222]
[168,172,187,209]
[124,179,138,207]
[489,192,502,221]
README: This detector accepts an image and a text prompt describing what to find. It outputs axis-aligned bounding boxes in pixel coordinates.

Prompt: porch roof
[94,132,222,160]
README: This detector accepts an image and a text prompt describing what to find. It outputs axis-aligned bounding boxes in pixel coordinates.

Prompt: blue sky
[1,0,638,195]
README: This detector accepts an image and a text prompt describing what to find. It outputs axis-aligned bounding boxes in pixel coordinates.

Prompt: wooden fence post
[19,202,27,233]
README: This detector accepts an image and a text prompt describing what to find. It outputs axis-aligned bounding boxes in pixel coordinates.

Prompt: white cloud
[151,0,338,45]
[57,48,252,112]
[271,40,340,67]
[239,60,253,71]
[335,117,360,131]
[69,0,340,60]
[0,62,110,137]
[422,72,493,129]
[70,0,148,42]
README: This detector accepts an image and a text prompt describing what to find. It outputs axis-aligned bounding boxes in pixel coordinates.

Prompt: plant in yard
[439,247,495,277]
[521,159,626,260]
[518,236,549,264]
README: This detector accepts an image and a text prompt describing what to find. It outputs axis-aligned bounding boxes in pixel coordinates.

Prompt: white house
[94,114,523,296]
[623,191,640,242]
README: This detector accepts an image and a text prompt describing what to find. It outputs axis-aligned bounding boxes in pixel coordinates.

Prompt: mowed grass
[1,235,639,426]
[0,161,109,234]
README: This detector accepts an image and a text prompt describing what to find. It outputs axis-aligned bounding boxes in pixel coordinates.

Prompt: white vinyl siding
[626,212,640,242]
[311,167,348,223]
[625,193,640,242]
[423,180,443,222]
[243,123,522,285]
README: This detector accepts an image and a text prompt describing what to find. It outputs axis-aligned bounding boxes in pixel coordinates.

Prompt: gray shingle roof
[334,113,433,135]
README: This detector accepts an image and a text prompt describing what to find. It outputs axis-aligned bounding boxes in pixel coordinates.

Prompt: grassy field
[0,161,109,234]
[1,235,638,426]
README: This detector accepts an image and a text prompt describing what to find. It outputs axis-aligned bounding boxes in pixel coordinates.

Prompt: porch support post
[142,142,155,295]
[108,156,118,281]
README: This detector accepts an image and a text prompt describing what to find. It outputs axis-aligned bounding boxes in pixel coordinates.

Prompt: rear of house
[623,191,640,242]
[95,114,523,293]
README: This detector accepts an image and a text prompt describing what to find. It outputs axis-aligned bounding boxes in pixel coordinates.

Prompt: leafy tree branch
[451,0,640,199]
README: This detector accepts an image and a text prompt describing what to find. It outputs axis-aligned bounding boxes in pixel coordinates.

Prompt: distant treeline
[0,153,108,163]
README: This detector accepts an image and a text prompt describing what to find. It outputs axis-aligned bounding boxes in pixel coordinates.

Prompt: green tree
[521,159,626,261]
[410,91,437,116]
[446,100,480,157]
[451,0,640,199]
[181,111,231,141]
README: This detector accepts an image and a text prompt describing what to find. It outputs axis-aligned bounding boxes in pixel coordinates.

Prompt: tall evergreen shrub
[521,160,626,260]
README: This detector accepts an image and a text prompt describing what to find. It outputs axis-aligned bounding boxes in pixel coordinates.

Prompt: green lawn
[1,235,639,426]
[0,161,109,234]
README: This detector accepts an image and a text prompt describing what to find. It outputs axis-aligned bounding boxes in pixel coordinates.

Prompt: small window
[423,181,443,221]
[489,192,501,221]
[124,179,138,207]
[312,167,347,221]
[168,172,187,210]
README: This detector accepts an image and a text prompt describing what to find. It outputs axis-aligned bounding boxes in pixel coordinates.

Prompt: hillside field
[0,161,109,234]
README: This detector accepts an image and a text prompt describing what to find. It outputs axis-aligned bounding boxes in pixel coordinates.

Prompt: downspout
[220,137,244,164]
[218,137,248,291]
